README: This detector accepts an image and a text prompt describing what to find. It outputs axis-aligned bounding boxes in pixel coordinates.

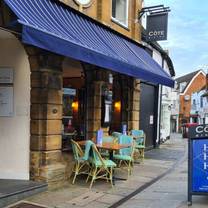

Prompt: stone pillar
[128,79,140,130]
[26,47,65,186]
[85,66,109,139]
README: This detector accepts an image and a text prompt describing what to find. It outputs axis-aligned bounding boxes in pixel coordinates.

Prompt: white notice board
[150,115,154,124]
[0,68,13,83]
[0,86,14,117]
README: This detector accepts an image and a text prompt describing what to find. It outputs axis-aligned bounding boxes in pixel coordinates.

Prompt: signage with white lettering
[189,125,208,138]
[192,139,208,192]
[188,124,208,205]
[0,68,13,84]
[146,13,168,41]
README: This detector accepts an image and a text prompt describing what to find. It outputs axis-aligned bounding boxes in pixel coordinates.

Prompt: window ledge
[111,17,129,31]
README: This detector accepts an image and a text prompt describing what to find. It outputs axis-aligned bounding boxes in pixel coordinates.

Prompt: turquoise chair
[100,136,117,158]
[86,143,117,188]
[131,130,146,158]
[112,132,122,139]
[71,140,92,184]
[113,135,135,177]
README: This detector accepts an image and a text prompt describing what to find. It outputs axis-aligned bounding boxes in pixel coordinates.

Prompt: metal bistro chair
[112,132,122,139]
[71,139,92,184]
[113,135,135,177]
[100,136,118,158]
[86,143,117,189]
[131,130,146,159]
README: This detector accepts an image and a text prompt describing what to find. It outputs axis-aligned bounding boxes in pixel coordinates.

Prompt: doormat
[7,202,48,208]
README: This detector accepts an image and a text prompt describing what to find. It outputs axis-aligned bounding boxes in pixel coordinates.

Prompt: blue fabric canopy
[4,0,174,87]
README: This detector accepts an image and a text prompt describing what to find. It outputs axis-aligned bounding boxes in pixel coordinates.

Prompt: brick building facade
[176,70,206,129]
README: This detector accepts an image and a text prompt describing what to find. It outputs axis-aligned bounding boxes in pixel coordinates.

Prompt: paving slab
[18,133,189,208]
[96,194,123,204]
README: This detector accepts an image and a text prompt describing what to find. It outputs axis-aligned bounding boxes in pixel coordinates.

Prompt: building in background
[176,70,206,131]
[170,84,180,133]
[140,42,175,145]
[190,85,208,124]
[160,50,175,141]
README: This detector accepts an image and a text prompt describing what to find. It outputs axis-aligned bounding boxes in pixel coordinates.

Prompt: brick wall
[179,72,206,125]
[58,0,142,42]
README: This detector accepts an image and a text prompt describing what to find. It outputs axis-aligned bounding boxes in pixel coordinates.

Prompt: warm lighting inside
[114,101,121,112]
[72,101,79,111]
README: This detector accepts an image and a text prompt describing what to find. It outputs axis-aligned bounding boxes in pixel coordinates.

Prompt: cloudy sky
[145,0,208,77]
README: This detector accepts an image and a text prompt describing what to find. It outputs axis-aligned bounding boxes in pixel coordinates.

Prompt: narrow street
[118,137,208,208]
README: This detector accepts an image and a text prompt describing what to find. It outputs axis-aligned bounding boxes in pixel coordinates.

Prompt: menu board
[0,86,14,117]
[192,139,208,192]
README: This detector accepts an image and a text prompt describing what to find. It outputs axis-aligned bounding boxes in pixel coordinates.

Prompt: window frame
[111,0,129,29]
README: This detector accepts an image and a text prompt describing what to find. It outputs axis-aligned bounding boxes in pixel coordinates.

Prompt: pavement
[8,133,208,208]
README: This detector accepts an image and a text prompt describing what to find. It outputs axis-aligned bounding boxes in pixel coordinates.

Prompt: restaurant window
[200,96,203,108]
[112,0,129,27]
[179,82,186,93]
[62,87,85,151]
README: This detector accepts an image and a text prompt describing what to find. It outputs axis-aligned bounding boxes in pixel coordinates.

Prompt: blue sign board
[96,129,103,145]
[188,125,208,205]
[122,124,127,135]
[192,139,208,192]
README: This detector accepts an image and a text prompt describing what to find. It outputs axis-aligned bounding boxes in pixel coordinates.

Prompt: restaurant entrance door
[140,83,158,148]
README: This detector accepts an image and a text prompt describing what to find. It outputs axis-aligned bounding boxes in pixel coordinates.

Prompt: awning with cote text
[4,0,174,87]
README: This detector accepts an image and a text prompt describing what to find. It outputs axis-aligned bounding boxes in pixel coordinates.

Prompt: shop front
[1,0,174,186]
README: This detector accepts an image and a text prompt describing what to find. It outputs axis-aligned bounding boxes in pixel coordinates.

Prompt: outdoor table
[77,140,131,184]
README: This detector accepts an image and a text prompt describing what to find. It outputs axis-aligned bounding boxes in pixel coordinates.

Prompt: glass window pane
[112,0,116,18]
[112,0,128,26]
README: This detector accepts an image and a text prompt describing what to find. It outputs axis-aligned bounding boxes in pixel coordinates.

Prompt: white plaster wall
[0,31,30,180]
[161,60,172,139]
[152,49,163,144]
[152,50,163,66]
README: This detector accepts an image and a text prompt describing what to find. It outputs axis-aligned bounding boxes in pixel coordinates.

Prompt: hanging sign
[146,13,168,41]
[188,124,208,206]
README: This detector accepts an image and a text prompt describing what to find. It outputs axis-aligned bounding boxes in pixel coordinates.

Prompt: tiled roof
[175,70,204,93]
[175,70,200,84]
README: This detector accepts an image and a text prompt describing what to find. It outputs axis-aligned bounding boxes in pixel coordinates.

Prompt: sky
[145,0,208,78]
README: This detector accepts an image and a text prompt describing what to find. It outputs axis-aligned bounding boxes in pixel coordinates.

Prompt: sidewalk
[13,134,187,208]
[119,141,208,208]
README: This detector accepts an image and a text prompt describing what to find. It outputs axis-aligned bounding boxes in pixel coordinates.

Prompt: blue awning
[4,0,174,87]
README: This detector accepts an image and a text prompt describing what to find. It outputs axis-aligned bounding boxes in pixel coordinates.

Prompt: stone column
[84,66,109,139]
[26,47,65,186]
[128,79,140,130]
